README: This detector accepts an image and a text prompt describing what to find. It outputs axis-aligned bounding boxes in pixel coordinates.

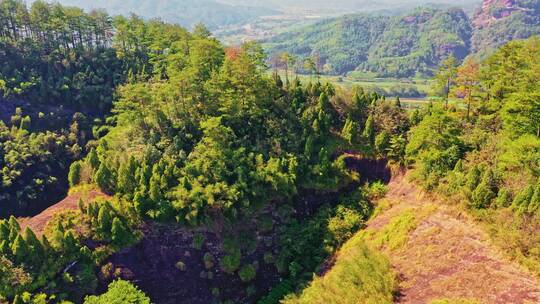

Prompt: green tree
[117,156,138,198]
[238,264,256,282]
[95,162,115,193]
[11,235,28,264]
[363,115,375,145]
[453,57,480,119]
[68,161,82,187]
[433,55,458,109]
[111,217,130,246]
[341,118,358,145]
[97,205,113,237]
[88,148,100,171]
[85,280,150,304]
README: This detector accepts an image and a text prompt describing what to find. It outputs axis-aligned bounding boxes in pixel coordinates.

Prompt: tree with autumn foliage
[453,57,480,119]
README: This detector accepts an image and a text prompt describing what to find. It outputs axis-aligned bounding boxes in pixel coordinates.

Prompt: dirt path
[372,175,540,304]
[18,189,108,235]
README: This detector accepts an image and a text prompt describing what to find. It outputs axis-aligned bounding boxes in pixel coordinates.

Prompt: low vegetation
[282,236,396,304]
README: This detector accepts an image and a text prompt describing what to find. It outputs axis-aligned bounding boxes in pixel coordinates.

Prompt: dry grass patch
[283,234,397,304]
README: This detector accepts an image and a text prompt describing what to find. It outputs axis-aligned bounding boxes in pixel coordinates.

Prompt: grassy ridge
[282,235,396,304]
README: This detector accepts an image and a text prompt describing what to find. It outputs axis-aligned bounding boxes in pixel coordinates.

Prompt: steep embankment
[18,188,109,235]
[368,174,540,304]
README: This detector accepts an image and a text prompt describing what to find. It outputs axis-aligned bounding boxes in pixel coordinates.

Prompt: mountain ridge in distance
[28,0,280,29]
[265,0,540,77]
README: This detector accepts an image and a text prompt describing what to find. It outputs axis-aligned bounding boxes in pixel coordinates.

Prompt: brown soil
[372,174,540,304]
[18,189,109,235]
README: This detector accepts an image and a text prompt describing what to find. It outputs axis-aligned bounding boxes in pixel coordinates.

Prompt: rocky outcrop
[473,0,530,28]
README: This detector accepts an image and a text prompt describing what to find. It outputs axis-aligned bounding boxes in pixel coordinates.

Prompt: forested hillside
[471,0,540,56]
[1,0,540,303]
[265,0,540,77]
[265,7,472,77]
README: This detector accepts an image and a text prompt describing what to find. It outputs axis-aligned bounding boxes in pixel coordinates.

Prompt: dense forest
[265,0,540,77]
[1,0,540,303]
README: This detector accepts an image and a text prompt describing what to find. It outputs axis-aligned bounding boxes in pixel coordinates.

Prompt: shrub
[327,206,364,246]
[220,250,241,274]
[263,252,274,264]
[203,253,215,269]
[364,181,388,200]
[175,261,186,272]
[238,264,256,282]
[471,182,496,209]
[192,233,205,250]
[495,189,511,208]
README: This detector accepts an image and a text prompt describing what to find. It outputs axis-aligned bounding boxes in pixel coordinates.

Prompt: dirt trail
[18,189,108,235]
[373,174,540,304]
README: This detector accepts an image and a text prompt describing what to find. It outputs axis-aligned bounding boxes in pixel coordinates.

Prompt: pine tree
[0,221,9,241]
[527,179,540,214]
[117,156,138,198]
[363,115,375,145]
[512,185,534,214]
[375,131,391,156]
[68,161,82,187]
[11,235,28,264]
[149,172,162,203]
[495,189,511,208]
[341,118,358,145]
[304,135,315,159]
[410,109,421,126]
[88,148,100,170]
[0,240,9,255]
[8,216,20,242]
[78,198,86,214]
[97,205,113,237]
[95,162,115,193]
[62,231,78,255]
[111,217,130,246]
[465,166,481,192]
[24,227,44,266]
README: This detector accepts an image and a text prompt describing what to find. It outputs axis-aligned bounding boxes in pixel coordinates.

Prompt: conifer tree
[111,217,129,246]
[11,235,28,264]
[97,206,113,237]
[363,115,375,145]
[88,148,100,171]
[68,161,82,187]
[117,156,138,198]
[341,118,358,145]
[95,162,115,193]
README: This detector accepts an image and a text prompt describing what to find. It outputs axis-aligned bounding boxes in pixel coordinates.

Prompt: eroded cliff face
[473,0,520,27]
[471,0,540,54]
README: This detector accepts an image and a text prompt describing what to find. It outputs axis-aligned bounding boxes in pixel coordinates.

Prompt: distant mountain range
[219,0,481,13]
[31,0,279,29]
[264,0,540,77]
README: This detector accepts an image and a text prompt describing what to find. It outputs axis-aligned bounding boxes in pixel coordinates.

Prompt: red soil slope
[18,189,108,235]
[371,175,540,304]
